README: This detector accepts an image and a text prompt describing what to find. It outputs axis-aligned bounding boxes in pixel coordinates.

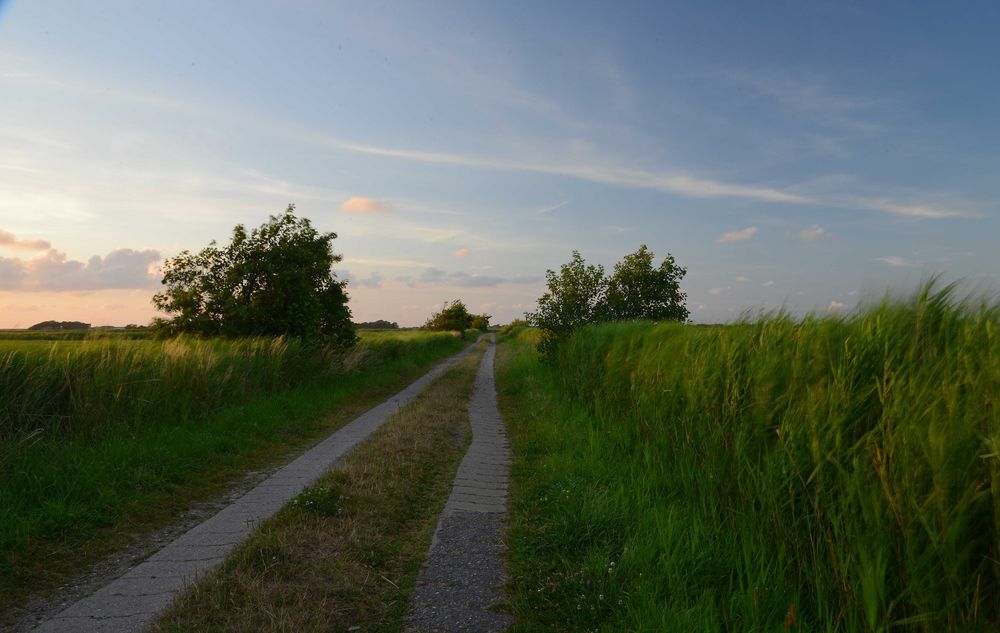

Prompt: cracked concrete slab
[30,340,479,633]
[406,336,513,633]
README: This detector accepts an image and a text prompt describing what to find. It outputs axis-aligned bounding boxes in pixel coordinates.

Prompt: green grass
[0,330,466,617]
[496,284,999,632]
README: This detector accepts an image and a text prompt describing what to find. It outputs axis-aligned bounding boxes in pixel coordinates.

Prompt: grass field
[496,285,998,631]
[0,329,467,619]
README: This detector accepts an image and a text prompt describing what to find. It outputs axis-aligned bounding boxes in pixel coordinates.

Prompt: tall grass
[0,333,461,442]
[0,331,465,614]
[499,284,999,631]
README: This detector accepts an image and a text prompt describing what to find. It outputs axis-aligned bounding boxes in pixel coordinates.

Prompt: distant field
[0,328,151,341]
[0,326,427,342]
[497,285,999,631]
[0,328,466,618]
[357,328,433,340]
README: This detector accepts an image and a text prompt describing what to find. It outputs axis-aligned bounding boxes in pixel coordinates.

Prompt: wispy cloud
[851,197,971,220]
[0,229,51,251]
[709,68,884,132]
[717,227,758,243]
[762,280,776,287]
[797,225,832,242]
[397,267,541,289]
[536,199,571,215]
[315,137,811,205]
[708,287,731,296]
[297,132,983,218]
[734,276,749,283]
[341,196,389,214]
[875,256,918,267]
[454,247,470,257]
[827,300,846,311]
[5,55,977,222]
[345,257,431,268]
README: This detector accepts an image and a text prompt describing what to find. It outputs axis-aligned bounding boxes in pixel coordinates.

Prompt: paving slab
[31,340,479,633]
[406,336,513,633]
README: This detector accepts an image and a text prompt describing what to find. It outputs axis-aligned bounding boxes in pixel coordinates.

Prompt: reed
[499,282,999,631]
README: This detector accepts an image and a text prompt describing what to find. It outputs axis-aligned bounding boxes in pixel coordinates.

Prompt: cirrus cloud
[454,247,470,257]
[717,226,758,243]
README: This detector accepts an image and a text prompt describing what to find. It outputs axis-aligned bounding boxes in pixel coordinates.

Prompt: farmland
[4,285,999,631]
[0,329,467,617]
[497,285,999,631]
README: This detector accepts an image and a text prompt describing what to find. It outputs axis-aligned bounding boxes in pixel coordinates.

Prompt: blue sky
[0,0,997,326]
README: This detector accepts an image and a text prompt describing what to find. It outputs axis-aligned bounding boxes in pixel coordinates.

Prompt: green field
[497,285,999,631]
[0,329,466,617]
[0,328,152,341]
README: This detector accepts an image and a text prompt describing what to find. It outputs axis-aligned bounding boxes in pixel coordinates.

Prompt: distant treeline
[27,321,90,331]
[355,320,400,329]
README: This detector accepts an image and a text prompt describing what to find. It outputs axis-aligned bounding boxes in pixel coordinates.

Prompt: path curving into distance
[31,341,480,633]
[406,336,513,633]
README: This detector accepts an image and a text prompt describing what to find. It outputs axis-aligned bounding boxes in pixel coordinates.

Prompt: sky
[0,0,997,327]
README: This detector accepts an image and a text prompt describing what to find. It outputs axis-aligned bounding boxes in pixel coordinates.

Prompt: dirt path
[29,342,479,633]
[405,336,513,632]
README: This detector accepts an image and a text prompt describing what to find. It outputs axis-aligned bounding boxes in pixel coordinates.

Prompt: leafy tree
[527,246,688,358]
[424,300,473,333]
[152,205,355,343]
[470,313,491,331]
[525,251,607,356]
[599,244,689,322]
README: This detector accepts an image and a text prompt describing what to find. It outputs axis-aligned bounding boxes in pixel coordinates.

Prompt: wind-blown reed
[504,284,999,630]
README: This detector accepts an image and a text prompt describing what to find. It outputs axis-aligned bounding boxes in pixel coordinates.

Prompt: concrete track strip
[406,336,513,632]
[31,341,479,633]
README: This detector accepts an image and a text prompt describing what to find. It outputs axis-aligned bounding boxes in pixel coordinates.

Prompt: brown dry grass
[151,341,487,633]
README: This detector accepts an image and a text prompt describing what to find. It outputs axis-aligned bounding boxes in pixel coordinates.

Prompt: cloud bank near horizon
[0,247,162,292]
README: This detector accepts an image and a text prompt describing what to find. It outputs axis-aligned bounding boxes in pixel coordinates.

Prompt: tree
[152,205,355,343]
[525,250,607,357]
[424,300,473,333]
[470,313,491,331]
[355,320,399,330]
[599,245,689,322]
[526,246,688,358]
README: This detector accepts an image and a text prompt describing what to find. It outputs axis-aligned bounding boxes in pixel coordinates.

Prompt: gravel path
[30,341,479,633]
[406,336,513,632]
